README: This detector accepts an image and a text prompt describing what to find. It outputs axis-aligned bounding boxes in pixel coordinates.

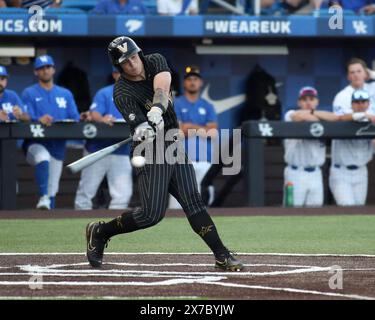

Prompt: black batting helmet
[108,36,141,70]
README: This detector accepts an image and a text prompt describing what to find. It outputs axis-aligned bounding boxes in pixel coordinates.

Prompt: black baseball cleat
[215,251,244,272]
[86,221,110,268]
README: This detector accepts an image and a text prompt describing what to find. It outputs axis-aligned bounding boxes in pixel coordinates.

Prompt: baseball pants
[329,165,368,206]
[26,143,63,197]
[169,161,213,209]
[133,158,205,227]
[284,166,323,207]
[74,150,133,210]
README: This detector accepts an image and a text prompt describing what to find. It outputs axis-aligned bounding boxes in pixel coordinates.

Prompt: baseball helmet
[108,36,141,70]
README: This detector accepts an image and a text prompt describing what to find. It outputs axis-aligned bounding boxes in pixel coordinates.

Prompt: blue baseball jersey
[86,84,130,156]
[174,96,218,162]
[0,89,27,121]
[22,83,80,160]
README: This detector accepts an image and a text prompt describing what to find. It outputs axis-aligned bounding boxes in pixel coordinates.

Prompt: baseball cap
[34,55,55,70]
[184,66,202,79]
[352,89,370,102]
[298,86,318,99]
[0,65,8,77]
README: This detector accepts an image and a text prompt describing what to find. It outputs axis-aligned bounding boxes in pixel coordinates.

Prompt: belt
[334,164,359,170]
[290,165,317,172]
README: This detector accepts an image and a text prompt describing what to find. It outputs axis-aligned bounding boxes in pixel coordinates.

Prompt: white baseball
[131,156,146,168]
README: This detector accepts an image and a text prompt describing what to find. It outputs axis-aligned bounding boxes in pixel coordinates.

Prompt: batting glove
[133,122,156,143]
[147,106,164,131]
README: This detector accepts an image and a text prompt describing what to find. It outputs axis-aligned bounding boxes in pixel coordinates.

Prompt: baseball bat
[67,136,132,174]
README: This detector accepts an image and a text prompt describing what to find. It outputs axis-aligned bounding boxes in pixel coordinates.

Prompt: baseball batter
[284,86,338,206]
[22,55,80,210]
[329,89,375,206]
[74,69,132,210]
[85,36,243,271]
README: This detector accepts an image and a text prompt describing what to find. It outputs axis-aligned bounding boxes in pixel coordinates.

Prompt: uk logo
[56,97,67,108]
[39,56,49,63]
[258,123,273,137]
[30,124,45,138]
[1,102,13,114]
[198,108,207,115]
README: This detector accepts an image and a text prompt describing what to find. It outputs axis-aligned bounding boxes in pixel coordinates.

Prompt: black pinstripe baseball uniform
[112,53,208,224]
[86,38,243,271]
[98,53,229,258]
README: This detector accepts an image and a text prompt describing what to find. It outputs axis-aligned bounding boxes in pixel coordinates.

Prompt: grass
[0,215,374,254]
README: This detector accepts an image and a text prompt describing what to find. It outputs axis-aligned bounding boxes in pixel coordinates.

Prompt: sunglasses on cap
[352,90,370,102]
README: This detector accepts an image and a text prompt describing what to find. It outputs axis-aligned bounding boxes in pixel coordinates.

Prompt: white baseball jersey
[283,110,326,167]
[331,107,374,167]
[329,106,374,206]
[333,83,375,115]
[282,110,325,207]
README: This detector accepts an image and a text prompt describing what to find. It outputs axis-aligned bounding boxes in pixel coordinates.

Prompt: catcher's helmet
[108,36,141,69]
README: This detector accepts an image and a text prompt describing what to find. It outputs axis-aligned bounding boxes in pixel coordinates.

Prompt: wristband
[151,104,164,114]
[352,112,366,121]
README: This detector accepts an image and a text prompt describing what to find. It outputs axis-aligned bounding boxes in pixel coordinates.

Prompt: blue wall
[4,42,375,129]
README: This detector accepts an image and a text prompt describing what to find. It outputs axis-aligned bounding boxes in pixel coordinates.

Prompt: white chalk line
[1,267,331,278]
[12,261,317,269]
[0,273,222,279]
[0,276,224,287]
[15,264,330,277]
[0,296,200,300]
[0,252,375,257]
[201,281,375,301]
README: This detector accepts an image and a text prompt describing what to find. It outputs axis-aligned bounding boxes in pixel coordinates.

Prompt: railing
[242,120,375,206]
[2,121,375,209]
[0,122,130,210]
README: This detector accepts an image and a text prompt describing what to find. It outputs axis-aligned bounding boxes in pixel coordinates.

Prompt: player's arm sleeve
[14,93,28,114]
[206,102,218,123]
[284,110,295,122]
[90,90,106,115]
[114,95,148,128]
[150,53,171,76]
[174,102,183,121]
[67,92,80,121]
[332,94,345,115]
[21,90,36,121]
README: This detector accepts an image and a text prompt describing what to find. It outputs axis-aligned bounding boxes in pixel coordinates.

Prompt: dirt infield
[0,253,374,300]
[0,206,374,219]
